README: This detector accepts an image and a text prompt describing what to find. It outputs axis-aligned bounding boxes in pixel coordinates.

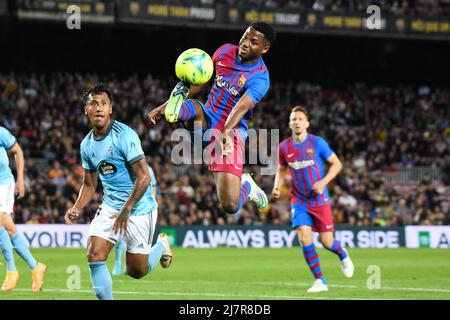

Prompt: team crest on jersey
[306,148,314,155]
[238,75,247,87]
[99,161,117,176]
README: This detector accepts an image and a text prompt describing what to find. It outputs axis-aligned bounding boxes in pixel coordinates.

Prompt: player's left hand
[15,179,25,199]
[111,208,130,236]
[312,180,327,195]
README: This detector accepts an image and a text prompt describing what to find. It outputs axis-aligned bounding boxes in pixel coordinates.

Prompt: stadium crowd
[218,0,450,17]
[0,72,449,227]
[19,0,450,17]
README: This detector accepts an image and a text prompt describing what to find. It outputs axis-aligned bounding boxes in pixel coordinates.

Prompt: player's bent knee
[127,267,148,279]
[300,237,313,247]
[6,225,17,237]
[87,250,109,262]
[221,200,239,214]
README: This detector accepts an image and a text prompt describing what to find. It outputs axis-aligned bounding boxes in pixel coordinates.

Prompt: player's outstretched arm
[65,170,98,224]
[8,142,25,199]
[272,164,286,200]
[112,158,151,235]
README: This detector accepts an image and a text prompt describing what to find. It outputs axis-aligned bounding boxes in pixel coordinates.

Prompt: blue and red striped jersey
[204,43,270,140]
[278,134,334,206]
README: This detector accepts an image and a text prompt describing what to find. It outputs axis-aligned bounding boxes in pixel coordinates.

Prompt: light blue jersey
[0,126,16,185]
[80,120,157,216]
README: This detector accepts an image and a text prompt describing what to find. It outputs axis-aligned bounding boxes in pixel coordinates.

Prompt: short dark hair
[83,83,113,105]
[249,21,276,46]
[291,106,309,119]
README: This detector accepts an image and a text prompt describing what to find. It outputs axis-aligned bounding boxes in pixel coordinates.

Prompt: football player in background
[272,106,354,293]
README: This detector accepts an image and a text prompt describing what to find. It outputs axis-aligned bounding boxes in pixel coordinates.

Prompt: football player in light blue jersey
[64,84,172,300]
[0,126,47,292]
[112,165,158,276]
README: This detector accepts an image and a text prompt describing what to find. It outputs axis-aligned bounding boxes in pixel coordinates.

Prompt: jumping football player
[148,22,276,216]
[272,106,354,293]
[0,126,47,292]
[64,84,172,300]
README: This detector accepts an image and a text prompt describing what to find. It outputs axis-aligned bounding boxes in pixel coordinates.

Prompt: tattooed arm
[112,158,151,235]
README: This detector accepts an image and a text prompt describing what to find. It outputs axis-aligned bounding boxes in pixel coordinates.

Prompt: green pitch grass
[1,247,449,300]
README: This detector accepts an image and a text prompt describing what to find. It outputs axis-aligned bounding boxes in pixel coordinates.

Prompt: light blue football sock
[88,261,113,300]
[11,232,38,270]
[0,227,16,271]
[147,241,165,272]
[112,240,126,275]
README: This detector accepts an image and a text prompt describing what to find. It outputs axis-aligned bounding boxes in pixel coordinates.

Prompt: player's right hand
[271,187,281,200]
[64,207,80,224]
[15,179,25,199]
[147,105,165,125]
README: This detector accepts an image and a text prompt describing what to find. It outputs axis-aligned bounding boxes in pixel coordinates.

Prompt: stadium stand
[1,72,448,226]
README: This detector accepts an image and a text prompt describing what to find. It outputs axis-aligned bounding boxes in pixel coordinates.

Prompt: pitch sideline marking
[112,279,450,294]
[8,288,397,300]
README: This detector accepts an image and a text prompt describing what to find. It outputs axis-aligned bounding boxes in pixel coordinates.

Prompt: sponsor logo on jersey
[215,75,239,97]
[288,159,315,170]
[99,161,118,176]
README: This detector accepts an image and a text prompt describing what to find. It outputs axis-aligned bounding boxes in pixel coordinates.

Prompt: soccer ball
[175,48,214,85]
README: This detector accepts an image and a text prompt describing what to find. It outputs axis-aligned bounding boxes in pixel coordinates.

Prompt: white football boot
[307,279,329,293]
[341,249,354,278]
[158,233,173,269]
[241,173,268,210]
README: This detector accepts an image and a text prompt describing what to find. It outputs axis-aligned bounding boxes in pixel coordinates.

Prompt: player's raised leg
[241,173,268,210]
[123,211,172,279]
[87,236,114,300]
[0,213,19,292]
[125,233,172,279]
[2,214,47,292]
[213,172,268,214]
[319,232,354,278]
[165,81,191,123]
[213,171,242,214]
[296,225,328,292]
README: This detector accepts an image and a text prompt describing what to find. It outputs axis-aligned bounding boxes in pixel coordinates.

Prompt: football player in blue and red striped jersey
[273,106,354,292]
[148,22,276,216]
